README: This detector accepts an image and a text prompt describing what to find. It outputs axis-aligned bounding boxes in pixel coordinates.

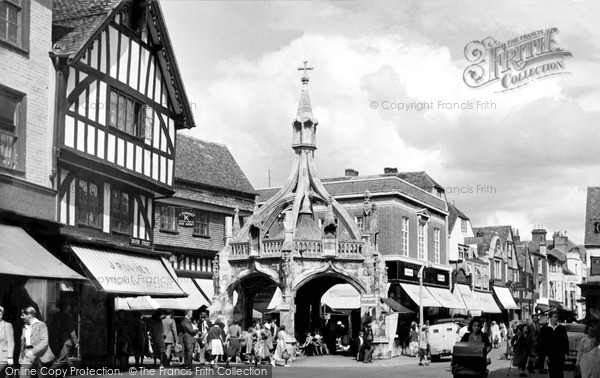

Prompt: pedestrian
[313,330,324,356]
[18,306,55,378]
[490,321,500,348]
[538,310,568,378]
[460,317,492,355]
[149,311,165,367]
[579,325,600,378]
[511,324,533,377]
[181,310,198,368]
[407,323,419,357]
[225,320,242,367]
[274,325,290,367]
[362,323,374,363]
[47,300,78,371]
[0,305,15,378]
[130,312,147,368]
[500,322,507,342]
[242,327,254,364]
[161,310,177,367]
[197,314,210,365]
[114,310,130,369]
[207,320,225,367]
[532,314,548,373]
[418,325,429,366]
[355,331,364,361]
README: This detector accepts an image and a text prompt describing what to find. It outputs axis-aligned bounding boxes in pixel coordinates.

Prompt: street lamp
[418,262,433,330]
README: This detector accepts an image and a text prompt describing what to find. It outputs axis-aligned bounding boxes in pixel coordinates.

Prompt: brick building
[153,134,255,311]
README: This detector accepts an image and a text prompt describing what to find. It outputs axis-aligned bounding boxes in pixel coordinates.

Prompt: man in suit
[0,305,15,378]
[19,306,55,378]
[539,310,569,378]
[180,310,197,368]
[161,310,177,367]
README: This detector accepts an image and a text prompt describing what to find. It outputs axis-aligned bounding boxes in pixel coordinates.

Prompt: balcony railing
[228,239,364,260]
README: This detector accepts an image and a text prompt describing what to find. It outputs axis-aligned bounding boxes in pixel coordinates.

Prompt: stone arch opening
[294,272,365,352]
[229,272,281,330]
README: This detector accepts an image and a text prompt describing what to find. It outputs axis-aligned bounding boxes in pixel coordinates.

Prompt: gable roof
[51,0,195,129]
[321,171,444,194]
[175,134,255,196]
[448,202,469,233]
[472,225,513,244]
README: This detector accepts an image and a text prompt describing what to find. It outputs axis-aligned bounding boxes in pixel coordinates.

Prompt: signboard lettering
[130,237,152,248]
[361,294,378,307]
[178,210,195,227]
[437,274,445,282]
[404,268,414,277]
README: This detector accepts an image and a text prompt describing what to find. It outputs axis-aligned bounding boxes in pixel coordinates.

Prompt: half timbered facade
[49,0,195,362]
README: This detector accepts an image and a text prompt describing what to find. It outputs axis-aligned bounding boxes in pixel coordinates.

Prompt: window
[507,243,512,258]
[355,216,363,231]
[76,179,102,228]
[109,90,152,138]
[0,86,25,170]
[0,0,29,51]
[483,267,489,288]
[433,228,440,264]
[193,211,209,236]
[494,260,502,279]
[512,270,518,283]
[418,223,425,260]
[158,205,177,232]
[401,217,409,257]
[461,218,467,233]
[475,267,482,287]
[110,188,130,234]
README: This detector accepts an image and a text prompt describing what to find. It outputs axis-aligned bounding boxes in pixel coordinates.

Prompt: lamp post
[418,262,433,330]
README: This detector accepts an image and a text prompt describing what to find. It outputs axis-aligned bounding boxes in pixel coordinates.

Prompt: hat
[265,323,271,329]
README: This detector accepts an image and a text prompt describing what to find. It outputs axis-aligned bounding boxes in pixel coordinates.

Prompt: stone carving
[212,255,220,296]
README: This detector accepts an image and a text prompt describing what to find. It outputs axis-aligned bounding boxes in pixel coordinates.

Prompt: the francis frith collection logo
[463,28,572,92]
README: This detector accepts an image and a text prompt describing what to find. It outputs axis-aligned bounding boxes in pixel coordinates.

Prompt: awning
[115,296,159,311]
[381,298,414,313]
[69,245,185,297]
[399,283,442,307]
[254,286,283,313]
[474,291,502,313]
[535,303,551,313]
[153,278,211,310]
[321,284,361,309]
[493,286,519,310]
[428,286,466,310]
[0,225,86,280]
[195,279,214,304]
[454,284,481,312]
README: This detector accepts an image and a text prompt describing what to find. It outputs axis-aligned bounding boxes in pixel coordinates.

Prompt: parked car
[428,322,461,362]
[564,323,586,365]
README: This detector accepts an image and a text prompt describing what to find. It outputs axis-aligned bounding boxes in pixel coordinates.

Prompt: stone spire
[293,61,317,150]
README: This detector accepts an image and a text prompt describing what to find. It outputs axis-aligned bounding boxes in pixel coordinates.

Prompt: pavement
[58,345,575,378]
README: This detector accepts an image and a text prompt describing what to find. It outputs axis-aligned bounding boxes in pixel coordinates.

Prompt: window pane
[0,19,6,41]
[7,6,17,23]
[109,91,118,127]
[7,22,16,44]
[126,99,134,134]
[117,95,126,130]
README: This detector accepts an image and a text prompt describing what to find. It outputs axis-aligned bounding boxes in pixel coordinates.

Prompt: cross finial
[297,61,313,83]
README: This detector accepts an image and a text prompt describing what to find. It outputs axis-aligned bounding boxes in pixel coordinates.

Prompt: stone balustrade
[227,239,365,260]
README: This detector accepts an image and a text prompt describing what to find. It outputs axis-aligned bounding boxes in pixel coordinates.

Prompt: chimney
[345,168,359,177]
[553,230,569,250]
[532,225,547,246]
[384,167,398,174]
[513,228,520,244]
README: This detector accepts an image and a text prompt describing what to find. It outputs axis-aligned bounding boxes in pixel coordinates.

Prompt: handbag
[174,343,183,354]
[282,350,291,360]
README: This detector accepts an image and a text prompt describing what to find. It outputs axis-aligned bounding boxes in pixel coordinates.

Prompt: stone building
[581,187,600,321]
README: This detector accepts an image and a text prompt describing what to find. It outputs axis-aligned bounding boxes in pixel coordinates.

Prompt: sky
[160,0,600,245]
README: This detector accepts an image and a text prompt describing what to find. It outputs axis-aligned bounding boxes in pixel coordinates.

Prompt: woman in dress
[460,317,492,355]
[407,323,419,357]
[274,325,290,367]
[579,325,600,378]
[207,321,225,367]
[511,324,533,377]
[490,321,501,348]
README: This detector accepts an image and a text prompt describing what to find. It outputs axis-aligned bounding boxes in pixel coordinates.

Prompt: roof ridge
[179,133,228,148]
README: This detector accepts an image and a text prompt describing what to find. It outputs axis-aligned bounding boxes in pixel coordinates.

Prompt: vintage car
[564,323,586,365]
[428,321,462,362]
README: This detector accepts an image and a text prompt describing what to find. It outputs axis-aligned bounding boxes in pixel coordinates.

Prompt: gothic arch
[226,261,281,295]
[292,261,368,295]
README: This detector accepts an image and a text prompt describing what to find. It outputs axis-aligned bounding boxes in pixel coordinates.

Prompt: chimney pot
[345,168,359,177]
[384,167,398,174]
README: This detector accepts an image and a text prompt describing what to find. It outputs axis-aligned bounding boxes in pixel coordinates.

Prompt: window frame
[110,186,132,235]
[108,89,150,139]
[460,218,467,233]
[433,228,440,264]
[193,211,210,237]
[355,216,363,231]
[0,0,29,53]
[75,178,103,229]
[158,205,178,233]
[417,222,425,261]
[401,217,409,257]
[0,84,26,172]
[494,259,502,280]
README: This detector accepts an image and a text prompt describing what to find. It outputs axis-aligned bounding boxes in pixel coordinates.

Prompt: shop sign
[130,237,152,248]
[437,274,445,282]
[404,268,414,277]
[178,209,195,227]
[361,294,378,307]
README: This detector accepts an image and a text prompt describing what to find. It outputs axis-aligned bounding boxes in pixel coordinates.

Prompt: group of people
[299,330,328,356]
[0,303,79,378]
[140,310,292,369]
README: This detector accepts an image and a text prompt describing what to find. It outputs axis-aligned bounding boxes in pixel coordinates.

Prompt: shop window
[110,188,131,234]
[0,0,29,51]
[76,178,102,228]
